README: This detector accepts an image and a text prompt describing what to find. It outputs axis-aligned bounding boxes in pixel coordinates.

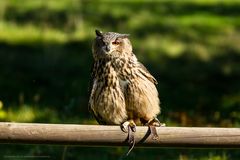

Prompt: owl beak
[105,45,111,52]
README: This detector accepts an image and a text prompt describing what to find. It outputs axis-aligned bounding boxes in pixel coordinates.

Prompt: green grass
[0,0,240,159]
[0,22,67,44]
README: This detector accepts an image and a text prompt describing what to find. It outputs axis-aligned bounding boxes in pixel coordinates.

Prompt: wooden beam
[0,122,239,148]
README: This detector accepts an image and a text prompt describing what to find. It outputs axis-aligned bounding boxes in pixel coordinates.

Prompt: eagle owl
[89,30,163,152]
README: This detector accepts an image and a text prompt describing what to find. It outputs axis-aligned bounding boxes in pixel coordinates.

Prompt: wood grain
[0,122,239,148]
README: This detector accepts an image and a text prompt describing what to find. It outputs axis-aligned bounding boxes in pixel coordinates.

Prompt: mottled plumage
[89,30,163,155]
[89,30,161,127]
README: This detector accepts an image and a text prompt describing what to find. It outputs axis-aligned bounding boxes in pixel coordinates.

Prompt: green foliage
[0,0,239,159]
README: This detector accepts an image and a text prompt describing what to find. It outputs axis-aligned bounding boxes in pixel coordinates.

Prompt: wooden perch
[0,122,239,148]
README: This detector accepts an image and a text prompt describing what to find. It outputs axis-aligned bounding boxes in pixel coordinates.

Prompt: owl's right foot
[121,120,136,133]
[121,120,136,156]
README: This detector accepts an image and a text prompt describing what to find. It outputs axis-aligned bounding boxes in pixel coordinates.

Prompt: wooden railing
[0,122,239,148]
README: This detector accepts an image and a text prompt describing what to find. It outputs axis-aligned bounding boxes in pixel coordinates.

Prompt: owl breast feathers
[89,30,160,125]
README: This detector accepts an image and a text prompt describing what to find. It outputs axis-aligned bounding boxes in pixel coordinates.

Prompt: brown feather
[89,31,161,125]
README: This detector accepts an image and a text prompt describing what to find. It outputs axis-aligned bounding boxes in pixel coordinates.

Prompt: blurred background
[0,0,239,159]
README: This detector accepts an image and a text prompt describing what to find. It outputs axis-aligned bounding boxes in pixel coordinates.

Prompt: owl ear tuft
[119,34,130,38]
[95,29,103,37]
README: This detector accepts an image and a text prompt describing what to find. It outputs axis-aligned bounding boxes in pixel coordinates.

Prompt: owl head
[92,30,132,60]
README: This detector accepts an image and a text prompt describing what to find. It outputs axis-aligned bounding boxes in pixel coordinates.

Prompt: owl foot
[121,120,136,156]
[147,118,165,140]
[121,120,136,133]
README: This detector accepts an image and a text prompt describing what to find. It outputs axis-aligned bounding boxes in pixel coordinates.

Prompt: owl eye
[112,41,120,45]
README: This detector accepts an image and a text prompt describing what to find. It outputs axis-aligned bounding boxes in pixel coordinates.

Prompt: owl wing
[136,62,158,85]
[88,64,95,113]
[88,64,107,125]
[123,60,160,124]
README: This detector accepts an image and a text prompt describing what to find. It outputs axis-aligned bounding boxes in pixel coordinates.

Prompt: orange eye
[112,41,120,45]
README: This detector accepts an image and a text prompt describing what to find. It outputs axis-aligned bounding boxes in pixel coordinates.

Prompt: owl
[89,30,164,154]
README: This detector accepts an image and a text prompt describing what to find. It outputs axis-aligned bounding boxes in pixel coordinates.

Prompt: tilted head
[92,30,132,60]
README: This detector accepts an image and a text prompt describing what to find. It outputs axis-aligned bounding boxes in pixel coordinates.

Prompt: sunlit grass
[0,22,68,44]
[0,21,99,44]
[0,104,59,123]
[7,105,36,122]
[128,12,239,31]
[176,14,237,28]
[0,102,97,124]
[136,35,186,58]
[3,0,75,12]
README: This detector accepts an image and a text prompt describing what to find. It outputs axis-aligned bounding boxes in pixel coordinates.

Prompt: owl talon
[147,118,165,140]
[127,124,135,143]
[147,117,166,127]
[125,124,135,156]
[121,121,129,133]
[121,120,136,133]
[129,123,136,132]
[121,120,136,157]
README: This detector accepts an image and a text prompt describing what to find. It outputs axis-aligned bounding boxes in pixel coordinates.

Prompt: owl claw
[121,120,136,157]
[121,120,136,133]
[147,118,166,140]
[147,117,165,126]
[130,123,136,132]
[121,121,129,133]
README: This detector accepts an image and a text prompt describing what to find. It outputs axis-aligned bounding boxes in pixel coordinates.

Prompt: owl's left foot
[147,118,165,140]
[121,120,136,156]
